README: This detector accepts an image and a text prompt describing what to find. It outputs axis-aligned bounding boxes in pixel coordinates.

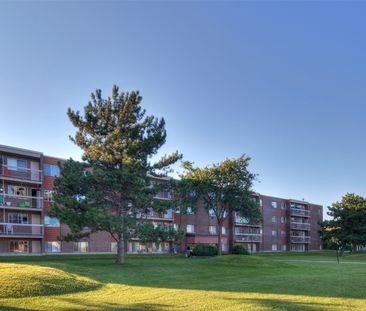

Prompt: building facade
[0,144,323,255]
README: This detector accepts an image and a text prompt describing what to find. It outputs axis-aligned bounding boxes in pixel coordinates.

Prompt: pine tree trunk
[116,234,125,264]
[217,223,222,256]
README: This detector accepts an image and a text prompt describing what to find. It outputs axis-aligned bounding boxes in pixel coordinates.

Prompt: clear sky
[1,1,365,217]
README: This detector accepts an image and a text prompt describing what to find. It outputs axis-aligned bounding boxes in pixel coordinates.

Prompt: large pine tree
[51,85,181,264]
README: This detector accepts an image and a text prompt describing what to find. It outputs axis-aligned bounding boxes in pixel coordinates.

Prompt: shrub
[232,244,250,255]
[192,244,218,256]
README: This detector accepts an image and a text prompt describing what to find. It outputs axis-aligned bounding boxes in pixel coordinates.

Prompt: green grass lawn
[0,251,365,310]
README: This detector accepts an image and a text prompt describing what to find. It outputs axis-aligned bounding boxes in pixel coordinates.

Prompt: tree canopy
[320,193,366,252]
[178,155,262,255]
[50,85,182,264]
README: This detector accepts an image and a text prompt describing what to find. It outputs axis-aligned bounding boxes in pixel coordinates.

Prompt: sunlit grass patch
[0,263,100,298]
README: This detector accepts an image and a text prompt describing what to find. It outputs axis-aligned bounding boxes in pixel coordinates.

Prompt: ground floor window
[45,241,61,253]
[271,244,278,251]
[291,244,305,252]
[9,240,29,253]
[282,244,287,251]
[73,241,89,252]
[221,243,229,252]
[128,241,170,253]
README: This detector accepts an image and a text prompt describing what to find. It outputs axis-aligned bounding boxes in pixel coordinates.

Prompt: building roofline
[0,144,43,158]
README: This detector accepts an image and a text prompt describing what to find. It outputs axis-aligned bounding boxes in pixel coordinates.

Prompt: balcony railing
[290,207,311,217]
[235,216,249,224]
[0,194,43,209]
[290,236,310,243]
[0,223,43,237]
[0,164,42,183]
[235,233,262,242]
[290,222,310,230]
[139,209,174,220]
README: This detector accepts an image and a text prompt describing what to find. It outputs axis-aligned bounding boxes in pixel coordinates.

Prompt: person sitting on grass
[185,246,193,257]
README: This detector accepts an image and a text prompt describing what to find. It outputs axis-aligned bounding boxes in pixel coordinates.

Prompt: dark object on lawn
[185,246,193,258]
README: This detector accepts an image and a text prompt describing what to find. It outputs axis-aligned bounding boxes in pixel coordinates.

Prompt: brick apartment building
[0,144,323,255]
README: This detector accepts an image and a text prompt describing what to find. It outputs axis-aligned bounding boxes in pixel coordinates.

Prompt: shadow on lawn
[224,297,340,311]
[56,298,170,311]
[0,306,37,311]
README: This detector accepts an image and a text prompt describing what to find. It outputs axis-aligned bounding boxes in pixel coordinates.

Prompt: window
[271,201,278,208]
[173,224,180,231]
[73,242,88,252]
[44,164,60,177]
[281,230,287,237]
[208,209,215,217]
[186,207,194,215]
[281,217,287,224]
[8,185,26,197]
[271,216,277,223]
[111,242,117,253]
[222,227,228,235]
[281,202,287,209]
[8,213,28,224]
[44,216,60,227]
[271,230,278,237]
[208,225,217,235]
[43,190,55,201]
[45,241,61,253]
[282,244,287,251]
[272,244,278,251]
[259,199,263,207]
[175,207,181,214]
[10,240,29,253]
[186,224,195,233]
[223,211,229,218]
[7,158,27,172]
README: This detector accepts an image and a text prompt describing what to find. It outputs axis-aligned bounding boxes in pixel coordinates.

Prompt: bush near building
[192,244,218,256]
[232,244,250,255]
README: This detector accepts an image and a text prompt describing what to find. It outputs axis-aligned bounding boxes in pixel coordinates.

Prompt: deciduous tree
[178,155,261,255]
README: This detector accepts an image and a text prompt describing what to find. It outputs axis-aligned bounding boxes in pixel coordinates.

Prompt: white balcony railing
[0,194,43,209]
[290,207,311,217]
[0,164,42,182]
[0,223,44,236]
[290,222,310,230]
[235,234,262,242]
[290,236,310,243]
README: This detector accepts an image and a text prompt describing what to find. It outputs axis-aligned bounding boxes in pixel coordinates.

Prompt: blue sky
[0,1,365,217]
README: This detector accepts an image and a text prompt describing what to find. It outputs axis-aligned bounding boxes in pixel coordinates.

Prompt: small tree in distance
[178,155,262,255]
[50,85,182,264]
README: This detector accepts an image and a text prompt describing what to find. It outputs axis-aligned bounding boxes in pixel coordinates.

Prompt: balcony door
[30,161,39,181]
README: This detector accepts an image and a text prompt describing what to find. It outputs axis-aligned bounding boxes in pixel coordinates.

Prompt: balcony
[235,216,261,227]
[290,222,310,230]
[290,207,310,217]
[290,236,310,243]
[235,233,261,242]
[0,223,43,237]
[0,164,42,183]
[0,194,43,211]
[140,209,174,221]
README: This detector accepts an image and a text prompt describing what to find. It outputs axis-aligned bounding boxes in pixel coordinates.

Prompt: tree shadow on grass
[224,297,344,311]
[54,298,170,311]
[0,306,37,311]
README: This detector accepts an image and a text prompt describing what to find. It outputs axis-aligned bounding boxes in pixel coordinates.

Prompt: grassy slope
[0,251,365,310]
